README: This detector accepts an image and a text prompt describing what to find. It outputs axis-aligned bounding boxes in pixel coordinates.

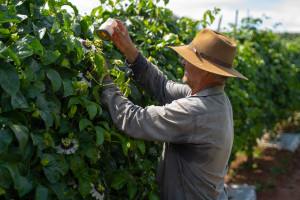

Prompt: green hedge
[0,0,299,199]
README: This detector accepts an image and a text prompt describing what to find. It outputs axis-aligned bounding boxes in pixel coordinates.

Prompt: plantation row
[0,0,299,199]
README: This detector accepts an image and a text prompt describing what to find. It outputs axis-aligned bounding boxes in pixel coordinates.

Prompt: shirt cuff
[101,79,114,91]
[125,52,148,79]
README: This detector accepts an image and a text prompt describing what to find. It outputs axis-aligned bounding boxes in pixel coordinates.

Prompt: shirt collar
[189,84,225,97]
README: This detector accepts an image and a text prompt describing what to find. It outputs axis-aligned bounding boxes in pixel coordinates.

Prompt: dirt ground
[225,142,300,200]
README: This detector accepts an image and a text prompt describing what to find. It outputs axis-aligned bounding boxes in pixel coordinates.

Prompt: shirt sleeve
[100,80,195,143]
[127,53,191,104]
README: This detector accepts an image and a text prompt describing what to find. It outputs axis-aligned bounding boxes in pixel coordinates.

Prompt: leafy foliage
[0,0,299,199]
[225,18,300,157]
[0,0,209,199]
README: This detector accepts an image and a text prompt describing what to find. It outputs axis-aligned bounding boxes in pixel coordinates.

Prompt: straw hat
[169,29,248,80]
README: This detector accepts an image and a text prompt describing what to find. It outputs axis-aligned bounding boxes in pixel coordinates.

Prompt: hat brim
[169,45,248,80]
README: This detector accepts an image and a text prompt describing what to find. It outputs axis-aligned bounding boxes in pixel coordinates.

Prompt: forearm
[100,80,163,141]
[127,53,190,104]
[100,81,194,142]
[124,45,139,63]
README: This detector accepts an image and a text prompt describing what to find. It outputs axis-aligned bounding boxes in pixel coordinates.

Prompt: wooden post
[217,15,223,32]
[234,10,238,39]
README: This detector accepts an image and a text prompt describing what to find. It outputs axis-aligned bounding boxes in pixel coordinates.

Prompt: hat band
[189,45,232,68]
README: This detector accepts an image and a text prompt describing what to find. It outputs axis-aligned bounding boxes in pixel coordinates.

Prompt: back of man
[101,19,248,200]
[155,92,233,200]
[102,53,233,199]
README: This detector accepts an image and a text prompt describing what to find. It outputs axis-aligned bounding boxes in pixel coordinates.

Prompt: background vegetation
[0,0,299,199]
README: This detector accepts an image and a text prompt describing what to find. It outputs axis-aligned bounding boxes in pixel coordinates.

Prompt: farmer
[99,19,248,200]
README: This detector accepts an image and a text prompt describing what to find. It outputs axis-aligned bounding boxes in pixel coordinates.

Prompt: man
[100,19,248,200]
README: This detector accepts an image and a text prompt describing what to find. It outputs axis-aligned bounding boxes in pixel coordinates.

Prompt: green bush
[0,0,205,199]
[226,18,300,156]
[0,0,299,199]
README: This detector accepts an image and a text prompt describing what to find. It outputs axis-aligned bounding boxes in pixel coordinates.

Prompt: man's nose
[181,59,186,66]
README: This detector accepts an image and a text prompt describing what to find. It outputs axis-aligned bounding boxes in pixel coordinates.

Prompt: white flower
[80,39,96,53]
[55,138,79,155]
[90,183,105,200]
[78,73,92,87]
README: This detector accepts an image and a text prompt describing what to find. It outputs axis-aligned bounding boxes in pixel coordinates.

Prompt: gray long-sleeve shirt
[101,53,233,200]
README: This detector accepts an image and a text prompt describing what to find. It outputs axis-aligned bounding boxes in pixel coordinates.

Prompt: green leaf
[1,162,34,196]
[79,119,92,131]
[95,126,105,146]
[63,12,72,29]
[14,175,34,197]
[57,1,79,16]
[9,124,29,154]
[122,138,130,156]
[41,154,68,183]
[92,84,101,104]
[111,170,130,190]
[0,11,19,24]
[46,69,61,92]
[68,96,84,108]
[22,35,43,56]
[127,178,137,200]
[149,192,160,200]
[48,182,64,200]
[79,19,89,37]
[0,41,20,66]
[74,39,83,62]
[66,35,75,53]
[33,23,46,40]
[0,164,11,189]
[11,91,29,109]
[0,62,20,95]
[51,21,61,34]
[84,147,98,163]
[35,184,49,200]
[30,130,47,150]
[78,178,90,197]
[10,41,33,59]
[0,129,13,153]
[27,81,45,98]
[0,28,10,38]
[86,102,97,120]
[42,50,58,65]
[0,187,5,195]
[34,0,46,7]
[1,92,13,112]
[134,139,146,155]
[68,155,85,174]
[94,52,105,78]
[55,154,69,175]
[62,79,75,97]
[38,110,53,130]
[70,22,81,36]
[99,121,110,131]
[91,6,103,17]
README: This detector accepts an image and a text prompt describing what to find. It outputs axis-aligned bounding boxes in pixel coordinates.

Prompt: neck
[190,78,224,95]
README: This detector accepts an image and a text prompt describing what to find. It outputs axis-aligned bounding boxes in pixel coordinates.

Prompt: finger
[114,19,127,33]
[111,27,120,42]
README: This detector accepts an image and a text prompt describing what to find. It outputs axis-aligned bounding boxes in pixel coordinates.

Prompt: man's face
[182,59,204,88]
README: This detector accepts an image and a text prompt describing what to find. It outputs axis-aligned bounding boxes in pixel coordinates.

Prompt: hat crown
[190,29,237,67]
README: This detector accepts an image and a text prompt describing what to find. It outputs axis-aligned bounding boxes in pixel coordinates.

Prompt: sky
[67,0,300,33]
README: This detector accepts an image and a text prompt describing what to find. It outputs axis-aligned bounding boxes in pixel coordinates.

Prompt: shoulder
[178,92,231,114]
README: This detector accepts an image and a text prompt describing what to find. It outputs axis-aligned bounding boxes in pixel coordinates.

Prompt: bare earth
[226,144,300,200]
